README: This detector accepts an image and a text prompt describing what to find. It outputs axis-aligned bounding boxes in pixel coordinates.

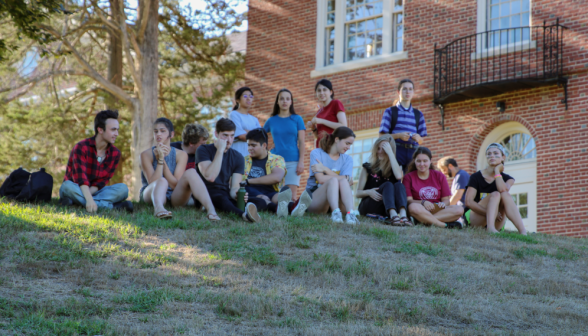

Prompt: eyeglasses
[242,94,254,99]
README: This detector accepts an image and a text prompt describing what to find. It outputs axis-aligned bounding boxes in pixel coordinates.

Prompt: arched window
[499,132,536,162]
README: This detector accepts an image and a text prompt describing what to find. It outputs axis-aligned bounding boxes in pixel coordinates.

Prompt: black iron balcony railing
[433,20,568,114]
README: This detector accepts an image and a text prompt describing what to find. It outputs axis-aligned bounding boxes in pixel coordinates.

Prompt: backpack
[15,168,54,203]
[0,167,31,199]
[387,106,422,135]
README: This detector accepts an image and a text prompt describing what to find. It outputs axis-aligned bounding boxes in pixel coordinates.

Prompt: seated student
[305,127,359,225]
[140,118,219,220]
[355,135,411,226]
[243,128,311,218]
[437,157,470,207]
[197,118,268,222]
[59,110,132,213]
[402,147,463,229]
[464,143,527,235]
[171,123,209,170]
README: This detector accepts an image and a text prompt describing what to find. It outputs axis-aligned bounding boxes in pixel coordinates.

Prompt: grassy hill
[0,200,587,335]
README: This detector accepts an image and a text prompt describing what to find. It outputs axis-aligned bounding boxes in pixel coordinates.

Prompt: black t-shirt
[170,141,197,170]
[196,144,244,191]
[247,156,275,194]
[362,162,399,190]
[466,171,514,203]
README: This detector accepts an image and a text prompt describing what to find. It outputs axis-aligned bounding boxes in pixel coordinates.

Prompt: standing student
[379,79,427,171]
[230,87,261,158]
[464,143,527,235]
[197,118,268,222]
[355,135,411,226]
[305,127,359,225]
[140,118,219,221]
[170,123,209,170]
[306,79,347,148]
[59,110,132,212]
[263,88,306,198]
[402,147,464,229]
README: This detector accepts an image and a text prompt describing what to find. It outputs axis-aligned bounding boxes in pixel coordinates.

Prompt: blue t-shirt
[452,169,470,206]
[229,110,261,158]
[263,114,306,162]
[306,148,353,191]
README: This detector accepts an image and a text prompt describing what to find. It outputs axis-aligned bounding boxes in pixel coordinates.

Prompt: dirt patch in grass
[1,200,587,335]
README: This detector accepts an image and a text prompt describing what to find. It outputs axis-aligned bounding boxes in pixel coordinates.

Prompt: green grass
[1,200,587,335]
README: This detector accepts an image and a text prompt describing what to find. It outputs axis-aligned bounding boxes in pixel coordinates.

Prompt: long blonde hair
[368,135,397,178]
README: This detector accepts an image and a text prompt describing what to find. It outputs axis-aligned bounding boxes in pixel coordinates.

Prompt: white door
[477,122,537,233]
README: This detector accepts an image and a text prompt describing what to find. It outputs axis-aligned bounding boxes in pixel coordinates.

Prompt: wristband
[158,160,164,165]
[421,200,426,206]
[494,174,502,178]
[245,179,250,186]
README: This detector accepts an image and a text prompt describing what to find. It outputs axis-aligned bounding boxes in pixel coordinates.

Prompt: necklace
[97,154,104,163]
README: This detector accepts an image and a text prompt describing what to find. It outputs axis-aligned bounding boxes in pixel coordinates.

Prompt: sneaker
[113,200,134,213]
[291,190,312,217]
[244,202,261,223]
[345,210,360,225]
[331,208,343,223]
[276,189,292,218]
[446,221,463,229]
[59,197,73,206]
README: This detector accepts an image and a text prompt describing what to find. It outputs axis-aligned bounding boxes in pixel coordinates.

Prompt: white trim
[311,51,408,78]
[470,40,537,60]
[314,0,404,75]
[476,121,536,170]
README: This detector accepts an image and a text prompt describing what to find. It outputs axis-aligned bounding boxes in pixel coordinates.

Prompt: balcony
[433,21,568,111]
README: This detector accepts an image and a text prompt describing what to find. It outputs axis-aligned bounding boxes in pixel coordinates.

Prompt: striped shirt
[379,103,427,146]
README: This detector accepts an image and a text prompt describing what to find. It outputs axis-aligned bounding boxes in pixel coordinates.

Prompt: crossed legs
[408,203,464,228]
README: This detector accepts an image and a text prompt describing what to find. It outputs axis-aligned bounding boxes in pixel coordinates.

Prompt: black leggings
[207,188,268,216]
[358,181,407,217]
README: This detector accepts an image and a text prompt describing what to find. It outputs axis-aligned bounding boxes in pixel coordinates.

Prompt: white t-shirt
[306,148,353,190]
[229,110,261,157]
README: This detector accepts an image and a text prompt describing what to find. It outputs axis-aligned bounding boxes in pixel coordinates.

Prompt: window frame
[473,0,535,59]
[313,0,408,78]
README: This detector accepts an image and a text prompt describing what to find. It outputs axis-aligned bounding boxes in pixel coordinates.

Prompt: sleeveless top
[362,162,399,190]
[140,146,177,196]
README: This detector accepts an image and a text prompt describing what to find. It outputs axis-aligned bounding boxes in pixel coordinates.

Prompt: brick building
[244,0,588,237]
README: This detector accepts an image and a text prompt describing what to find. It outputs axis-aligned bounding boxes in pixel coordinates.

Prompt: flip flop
[400,217,413,226]
[207,213,221,221]
[155,210,172,219]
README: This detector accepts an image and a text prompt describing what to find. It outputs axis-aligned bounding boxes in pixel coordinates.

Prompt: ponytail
[318,127,356,153]
[233,102,240,110]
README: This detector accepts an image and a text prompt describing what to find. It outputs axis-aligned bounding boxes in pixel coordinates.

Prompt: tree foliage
[0,0,246,194]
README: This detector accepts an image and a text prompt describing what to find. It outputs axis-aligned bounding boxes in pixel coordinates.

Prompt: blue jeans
[395,145,417,173]
[59,180,129,210]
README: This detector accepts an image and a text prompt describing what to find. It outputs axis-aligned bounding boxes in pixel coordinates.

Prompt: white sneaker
[276,189,292,218]
[331,208,343,223]
[345,210,360,225]
[291,190,312,217]
[244,203,261,223]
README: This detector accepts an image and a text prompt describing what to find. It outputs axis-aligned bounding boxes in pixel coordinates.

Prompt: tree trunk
[131,0,159,200]
[107,0,123,110]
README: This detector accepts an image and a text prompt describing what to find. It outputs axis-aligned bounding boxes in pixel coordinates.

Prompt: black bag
[0,167,31,199]
[15,168,54,203]
[388,106,422,134]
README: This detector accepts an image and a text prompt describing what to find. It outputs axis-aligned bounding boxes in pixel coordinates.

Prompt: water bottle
[237,181,247,211]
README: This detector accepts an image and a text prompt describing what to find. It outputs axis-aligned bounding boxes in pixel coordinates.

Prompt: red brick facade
[245,0,588,237]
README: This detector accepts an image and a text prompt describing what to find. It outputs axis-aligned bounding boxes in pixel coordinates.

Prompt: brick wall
[245,0,588,237]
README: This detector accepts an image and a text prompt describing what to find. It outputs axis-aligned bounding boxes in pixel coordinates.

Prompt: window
[348,129,379,208]
[499,132,536,162]
[511,192,528,218]
[314,0,407,77]
[487,0,530,47]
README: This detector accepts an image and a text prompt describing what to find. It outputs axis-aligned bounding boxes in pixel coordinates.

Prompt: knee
[408,203,424,214]
[500,191,511,199]
[157,177,168,185]
[490,191,501,199]
[379,181,393,191]
[60,180,77,193]
[451,205,464,216]
[327,177,339,188]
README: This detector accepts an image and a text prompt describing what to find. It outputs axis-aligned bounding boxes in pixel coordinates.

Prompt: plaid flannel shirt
[63,137,121,189]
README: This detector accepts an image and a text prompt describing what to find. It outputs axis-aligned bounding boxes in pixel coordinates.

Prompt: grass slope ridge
[0,200,587,335]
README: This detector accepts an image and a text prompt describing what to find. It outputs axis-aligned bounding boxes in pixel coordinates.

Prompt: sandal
[400,217,413,226]
[388,216,403,226]
[207,213,221,221]
[155,210,173,219]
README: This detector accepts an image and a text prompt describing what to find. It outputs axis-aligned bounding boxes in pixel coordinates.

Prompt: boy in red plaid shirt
[59,110,132,213]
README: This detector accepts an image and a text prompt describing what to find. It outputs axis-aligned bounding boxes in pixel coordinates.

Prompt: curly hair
[182,123,209,145]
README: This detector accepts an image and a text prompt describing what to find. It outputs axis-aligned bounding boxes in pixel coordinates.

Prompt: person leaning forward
[59,110,132,213]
